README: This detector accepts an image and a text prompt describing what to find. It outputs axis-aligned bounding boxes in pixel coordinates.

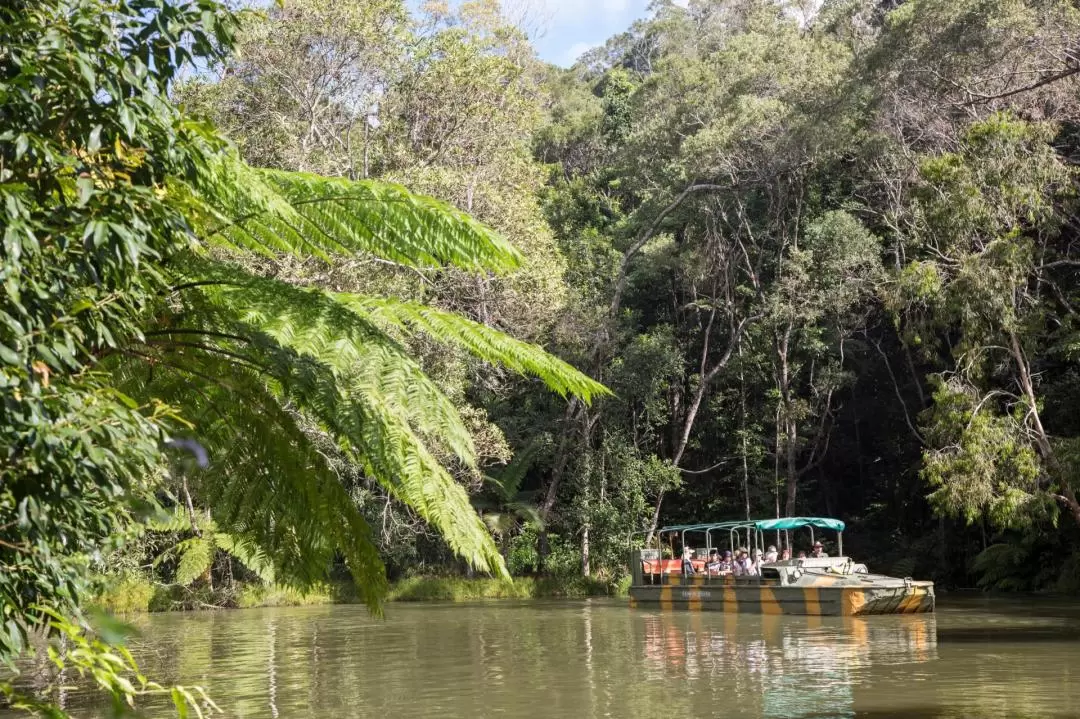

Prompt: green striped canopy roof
[754,517,845,532]
[657,517,845,534]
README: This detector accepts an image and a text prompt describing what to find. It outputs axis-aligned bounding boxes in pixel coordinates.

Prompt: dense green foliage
[154,0,1080,600]
[528,0,1080,589]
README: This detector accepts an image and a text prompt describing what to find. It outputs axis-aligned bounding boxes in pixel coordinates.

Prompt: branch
[680,459,731,475]
[869,335,926,444]
[961,65,1080,106]
[1039,259,1080,270]
[609,183,727,319]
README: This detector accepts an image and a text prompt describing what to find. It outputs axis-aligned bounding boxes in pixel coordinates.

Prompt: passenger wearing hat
[764,545,779,563]
[749,548,764,575]
[681,545,697,576]
[811,541,828,558]
[733,547,752,576]
[718,550,734,574]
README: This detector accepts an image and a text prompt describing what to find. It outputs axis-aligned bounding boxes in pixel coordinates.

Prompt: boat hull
[629,577,934,616]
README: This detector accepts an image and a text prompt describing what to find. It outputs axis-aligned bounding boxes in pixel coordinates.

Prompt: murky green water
[8,596,1080,718]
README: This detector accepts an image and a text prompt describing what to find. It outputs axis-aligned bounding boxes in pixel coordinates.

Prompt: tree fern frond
[215,533,276,584]
[178,260,479,466]
[110,352,389,610]
[194,166,522,272]
[174,536,214,586]
[147,506,196,533]
[484,439,546,500]
[349,398,508,578]
[338,296,610,403]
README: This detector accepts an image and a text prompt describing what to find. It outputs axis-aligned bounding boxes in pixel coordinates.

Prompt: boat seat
[641,559,707,575]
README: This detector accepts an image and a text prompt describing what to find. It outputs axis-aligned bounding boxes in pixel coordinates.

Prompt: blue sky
[521,0,653,67]
[411,0,664,67]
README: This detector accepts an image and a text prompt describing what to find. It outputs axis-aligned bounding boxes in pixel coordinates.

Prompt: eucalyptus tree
[888,116,1080,528]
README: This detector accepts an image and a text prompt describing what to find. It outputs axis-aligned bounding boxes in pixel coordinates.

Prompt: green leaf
[174,537,214,586]
[76,177,94,206]
[0,343,19,365]
[88,125,103,153]
[118,105,136,139]
[194,164,523,272]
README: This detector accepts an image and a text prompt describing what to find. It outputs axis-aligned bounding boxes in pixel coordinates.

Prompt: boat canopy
[754,517,845,532]
[655,517,845,534]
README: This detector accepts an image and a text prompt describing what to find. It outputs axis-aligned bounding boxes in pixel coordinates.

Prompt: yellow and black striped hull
[629,576,934,616]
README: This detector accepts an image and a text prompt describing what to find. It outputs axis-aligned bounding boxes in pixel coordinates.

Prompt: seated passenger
[780,547,791,561]
[749,548,764,574]
[811,541,828,558]
[706,549,721,575]
[764,545,779,563]
[681,546,696,575]
[718,550,734,574]
[733,548,753,576]
[796,550,807,559]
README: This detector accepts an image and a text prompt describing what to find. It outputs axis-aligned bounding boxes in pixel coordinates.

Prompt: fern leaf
[174,537,214,586]
[215,533,276,584]
[111,352,389,609]
[338,296,610,403]
[179,260,479,467]
[196,167,522,272]
[484,439,547,500]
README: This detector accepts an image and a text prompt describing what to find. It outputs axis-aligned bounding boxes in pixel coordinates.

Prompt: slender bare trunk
[784,412,798,517]
[776,323,797,517]
[644,314,756,543]
[1010,333,1080,525]
[581,525,590,578]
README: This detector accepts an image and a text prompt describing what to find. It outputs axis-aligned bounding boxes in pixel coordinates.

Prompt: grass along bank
[93,575,628,614]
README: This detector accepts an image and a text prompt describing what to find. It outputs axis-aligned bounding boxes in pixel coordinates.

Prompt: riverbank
[93,575,629,614]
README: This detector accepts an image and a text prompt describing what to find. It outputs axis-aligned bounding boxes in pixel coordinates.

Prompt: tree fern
[115,165,610,610]
[148,509,277,586]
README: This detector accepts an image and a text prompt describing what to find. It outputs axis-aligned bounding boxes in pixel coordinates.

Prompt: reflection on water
[4,597,1080,719]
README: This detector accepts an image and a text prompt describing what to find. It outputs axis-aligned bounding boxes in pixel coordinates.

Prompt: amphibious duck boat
[628,517,934,616]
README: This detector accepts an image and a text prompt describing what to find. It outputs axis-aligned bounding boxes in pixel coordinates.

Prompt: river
[7,596,1080,718]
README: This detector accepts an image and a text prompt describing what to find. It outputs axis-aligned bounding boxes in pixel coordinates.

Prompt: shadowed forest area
[4,0,1080,712]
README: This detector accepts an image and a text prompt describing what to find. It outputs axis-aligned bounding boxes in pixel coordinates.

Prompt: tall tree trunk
[537,399,582,568]
[581,525,590,578]
[645,313,754,543]
[1010,333,1080,525]
[784,412,798,517]
[776,323,797,517]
